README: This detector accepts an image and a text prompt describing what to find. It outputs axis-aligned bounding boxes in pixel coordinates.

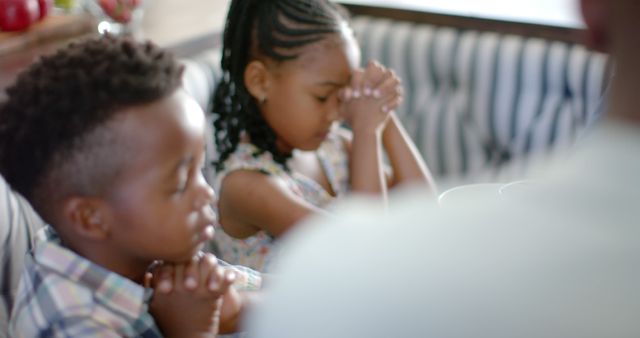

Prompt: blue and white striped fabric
[181,49,224,186]
[181,16,610,185]
[0,176,45,338]
[351,16,610,184]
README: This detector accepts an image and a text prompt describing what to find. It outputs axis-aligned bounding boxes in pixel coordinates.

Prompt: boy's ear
[244,60,270,103]
[62,197,110,240]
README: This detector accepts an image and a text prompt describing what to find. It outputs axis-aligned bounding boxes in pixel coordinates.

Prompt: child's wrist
[350,123,385,138]
[225,266,262,292]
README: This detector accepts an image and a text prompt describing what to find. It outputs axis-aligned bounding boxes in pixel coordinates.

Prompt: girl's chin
[297,139,325,151]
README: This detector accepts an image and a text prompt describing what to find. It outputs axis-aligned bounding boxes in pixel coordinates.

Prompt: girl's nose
[326,97,341,122]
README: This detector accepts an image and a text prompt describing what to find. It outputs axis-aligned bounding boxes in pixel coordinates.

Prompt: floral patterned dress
[212,130,350,272]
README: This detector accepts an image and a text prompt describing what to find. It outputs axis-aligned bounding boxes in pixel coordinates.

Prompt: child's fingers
[350,69,365,98]
[221,268,237,291]
[198,253,219,290]
[338,87,353,102]
[374,73,403,100]
[207,265,225,293]
[183,255,200,291]
[172,263,185,292]
[362,61,386,95]
[206,265,236,294]
[156,264,175,293]
[380,95,404,114]
[213,268,237,296]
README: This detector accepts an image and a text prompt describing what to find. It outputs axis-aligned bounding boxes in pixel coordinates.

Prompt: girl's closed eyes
[209,0,435,272]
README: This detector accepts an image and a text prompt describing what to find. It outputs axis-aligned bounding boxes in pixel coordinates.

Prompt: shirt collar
[33,226,153,319]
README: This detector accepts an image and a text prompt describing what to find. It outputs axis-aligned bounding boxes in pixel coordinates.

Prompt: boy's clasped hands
[340,60,404,134]
[145,253,241,338]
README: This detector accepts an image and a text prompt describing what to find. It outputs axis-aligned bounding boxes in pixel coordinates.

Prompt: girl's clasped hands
[340,60,404,134]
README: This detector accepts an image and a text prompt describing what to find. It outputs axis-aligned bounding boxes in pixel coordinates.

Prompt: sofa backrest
[0,175,45,336]
[179,15,610,187]
[350,16,610,183]
[181,49,223,185]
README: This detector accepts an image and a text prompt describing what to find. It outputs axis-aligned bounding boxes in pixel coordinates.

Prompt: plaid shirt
[9,226,263,338]
[9,227,162,337]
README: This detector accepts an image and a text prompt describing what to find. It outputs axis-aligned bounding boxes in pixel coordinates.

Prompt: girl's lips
[315,130,329,139]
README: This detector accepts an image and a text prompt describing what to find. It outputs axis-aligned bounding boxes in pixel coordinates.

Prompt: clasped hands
[339,60,404,134]
[145,253,240,338]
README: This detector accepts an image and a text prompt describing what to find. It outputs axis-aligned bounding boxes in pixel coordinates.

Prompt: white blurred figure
[246,1,640,337]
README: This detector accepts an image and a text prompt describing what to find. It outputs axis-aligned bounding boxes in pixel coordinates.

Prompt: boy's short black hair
[0,35,184,223]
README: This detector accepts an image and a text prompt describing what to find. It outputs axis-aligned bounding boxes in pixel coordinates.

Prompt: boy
[0,35,256,337]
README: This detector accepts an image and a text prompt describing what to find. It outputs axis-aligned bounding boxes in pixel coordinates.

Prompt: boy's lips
[200,224,215,241]
[193,223,215,243]
[192,207,217,242]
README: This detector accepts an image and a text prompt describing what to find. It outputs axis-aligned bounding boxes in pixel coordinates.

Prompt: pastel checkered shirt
[9,227,262,337]
[9,226,162,337]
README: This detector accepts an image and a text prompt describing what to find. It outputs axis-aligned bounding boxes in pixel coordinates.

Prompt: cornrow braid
[211,0,348,171]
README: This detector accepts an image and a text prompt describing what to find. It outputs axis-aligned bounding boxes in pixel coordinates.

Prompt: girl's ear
[63,197,110,240]
[244,60,270,103]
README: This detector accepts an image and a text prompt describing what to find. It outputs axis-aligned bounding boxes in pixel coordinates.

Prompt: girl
[211,0,435,271]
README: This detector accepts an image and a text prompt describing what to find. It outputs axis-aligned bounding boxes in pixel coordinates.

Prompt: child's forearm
[382,113,437,193]
[349,129,388,200]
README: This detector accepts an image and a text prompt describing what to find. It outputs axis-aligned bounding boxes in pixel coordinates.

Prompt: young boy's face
[102,89,216,264]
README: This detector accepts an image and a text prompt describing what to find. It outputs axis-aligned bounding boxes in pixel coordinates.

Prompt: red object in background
[98,0,142,24]
[0,0,39,31]
[36,0,52,20]
[98,0,115,14]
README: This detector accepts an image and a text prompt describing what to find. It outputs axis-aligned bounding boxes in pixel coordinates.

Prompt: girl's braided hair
[211,0,348,170]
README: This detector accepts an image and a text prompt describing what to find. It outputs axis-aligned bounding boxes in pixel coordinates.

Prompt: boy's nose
[194,173,216,209]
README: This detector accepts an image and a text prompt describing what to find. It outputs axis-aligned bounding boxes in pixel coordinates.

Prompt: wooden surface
[0,0,230,95]
[0,14,95,57]
[140,0,229,50]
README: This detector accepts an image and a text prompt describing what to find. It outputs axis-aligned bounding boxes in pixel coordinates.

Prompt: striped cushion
[0,175,44,337]
[181,50,224,185]
[350,16,610,183]
[183,15,610,185]
[180,16,608,183]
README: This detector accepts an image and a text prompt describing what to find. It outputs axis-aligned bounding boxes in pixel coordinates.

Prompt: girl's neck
[243,131,295,155]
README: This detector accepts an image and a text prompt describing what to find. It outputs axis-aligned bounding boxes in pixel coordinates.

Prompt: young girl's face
[260,25,361,153]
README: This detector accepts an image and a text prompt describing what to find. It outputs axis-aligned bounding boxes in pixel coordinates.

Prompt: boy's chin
[163,244,207,264]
